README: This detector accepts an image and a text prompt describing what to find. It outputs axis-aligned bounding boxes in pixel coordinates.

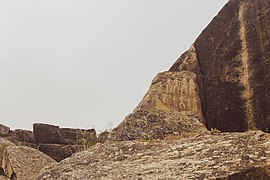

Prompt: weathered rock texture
[191,0,270,132]
[33,123,97,161]
[36,131,270,179]
[0,123,98,162]
[110,0,270,141]
[110,68,207,140]
[33,123,97,145]
[2,146,56,180]
[0,139,15,178]
[37,144,83,162]
[0,125,9,137]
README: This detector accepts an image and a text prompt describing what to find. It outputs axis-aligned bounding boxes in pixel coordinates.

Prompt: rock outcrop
[2,146,56,180]
[110,0,270,141]
[36,131,270,179]
[0,123,98,162]
[2,0,270,179]
[0,126,9,137]
[33,123,97,161]
[193,0,270,132]
[110,55,207,140]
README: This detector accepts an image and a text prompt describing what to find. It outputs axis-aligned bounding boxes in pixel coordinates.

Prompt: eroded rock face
[36,131,270,180]
[0,125,10,137]
[110,68,207,140]
[192,0,270,132]
[2,146,56,180]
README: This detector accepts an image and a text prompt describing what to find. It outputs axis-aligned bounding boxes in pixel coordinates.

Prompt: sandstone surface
[36,131,270,179]
[192,0,270,132]
[2,146,56,180]
[110,69,207,140]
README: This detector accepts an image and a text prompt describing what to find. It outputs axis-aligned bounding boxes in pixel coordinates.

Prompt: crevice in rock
[193,45,209,129]
[238,1,256,130]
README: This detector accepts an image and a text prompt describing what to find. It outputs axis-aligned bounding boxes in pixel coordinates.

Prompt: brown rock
[60,128,97,145]
[223,165,270,180]
[0,125,10,137]
[10,129,35,143]
[2,146,56,180]
[33,123,65,144]
[187,0,270,132]
[0,176,8,180]
[110,70,207,140]
[97,131,110,143]
[36,131,270,179]
[0,139,15,177]
[33,123,98,146]
[37,144,84,162]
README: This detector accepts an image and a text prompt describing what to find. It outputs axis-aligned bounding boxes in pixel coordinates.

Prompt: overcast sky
[0,0,227,131]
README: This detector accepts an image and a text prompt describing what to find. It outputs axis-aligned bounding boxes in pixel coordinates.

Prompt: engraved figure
[181,77,188,94]
[189,79,196,94]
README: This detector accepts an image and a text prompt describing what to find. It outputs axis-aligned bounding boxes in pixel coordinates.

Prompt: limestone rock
[188,0,270,132]
[110,70,207,140]
[36,131,270,179]
[2,146,56,180]
[37,144,84,162]
[0,125,9,137]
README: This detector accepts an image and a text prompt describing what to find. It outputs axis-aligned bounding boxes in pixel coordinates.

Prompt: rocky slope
[36,131,270,179]
[2,0,270,179]
[110,0,270,141]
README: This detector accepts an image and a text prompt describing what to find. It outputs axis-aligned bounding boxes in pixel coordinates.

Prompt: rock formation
[110,0,270,141]
[193,0,270,132]
[2,146,56,180]
[36,131,270,179]
[2,0,270,179]
[0,123,98,162]
[110,48,207,140]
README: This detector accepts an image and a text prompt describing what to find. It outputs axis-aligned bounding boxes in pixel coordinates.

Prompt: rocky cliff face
[110,0,270,141]
[194,0,270,132]
[2,0,270,179]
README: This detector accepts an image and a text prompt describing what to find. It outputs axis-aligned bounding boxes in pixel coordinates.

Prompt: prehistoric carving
[158,74,201,114]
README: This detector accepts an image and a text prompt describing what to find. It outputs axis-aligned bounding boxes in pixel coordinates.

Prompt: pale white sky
[0,0,227,131]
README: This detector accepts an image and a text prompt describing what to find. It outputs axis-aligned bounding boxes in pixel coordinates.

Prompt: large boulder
[36,131,270,179]
[2,146,56,180]
[33,123,65,144]
[0,139,15,178]
[0,125,10,137]
[33,123,97,145]
[186,0,270,132]
[9,129,35,144]
[60,128,97,145]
